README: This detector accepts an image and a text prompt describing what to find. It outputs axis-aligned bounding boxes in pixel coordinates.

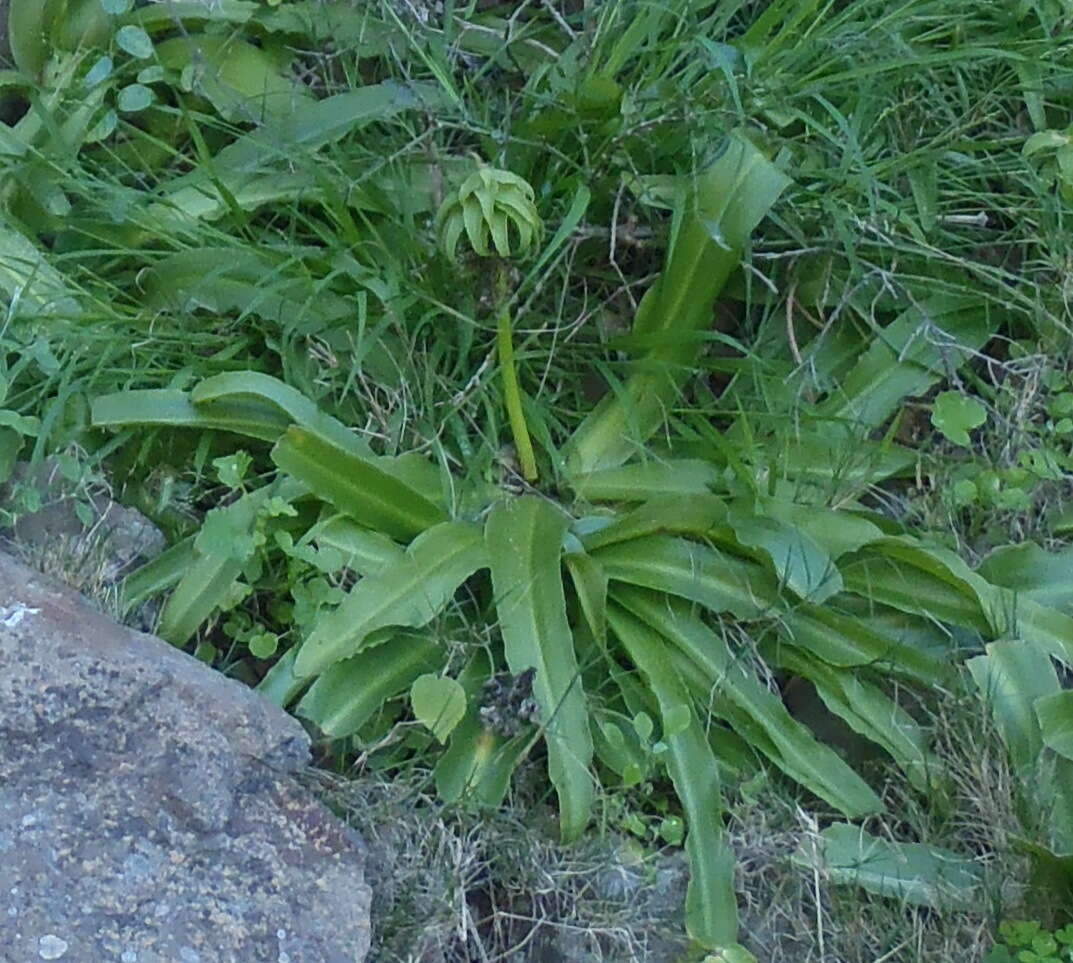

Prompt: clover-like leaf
[115,25,154,59]
[436,166,543,259]
[117,83,154,113]
[931,391,987,446]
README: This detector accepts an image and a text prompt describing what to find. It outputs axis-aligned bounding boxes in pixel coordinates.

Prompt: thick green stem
[496,300,538,482]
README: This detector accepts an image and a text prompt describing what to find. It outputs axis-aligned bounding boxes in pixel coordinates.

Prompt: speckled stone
[0,551,371,963]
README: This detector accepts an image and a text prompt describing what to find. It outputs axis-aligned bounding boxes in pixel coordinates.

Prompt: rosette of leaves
[436,164,544,481]
[436,165,543,260]
[91,135,1068,954]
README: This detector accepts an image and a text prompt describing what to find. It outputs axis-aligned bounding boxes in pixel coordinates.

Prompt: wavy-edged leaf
[616,586,883,818]
[841,543,991,634]
[293,520,486,679]
[593,533,779,620]
[192,370,373,456]
[92,388,292,442]
[271,426,446,541]
[780,604,951,684]
[608,605,738,947]
[570,459,721,502]
[773,646,938,792]
[794,823,983,910]
[486,496,594,842]
[579,494,728,552]
[727,503,842,603]
[297,633,442,737]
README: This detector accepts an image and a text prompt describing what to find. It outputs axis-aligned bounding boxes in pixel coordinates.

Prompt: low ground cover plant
[3,0,1073,957]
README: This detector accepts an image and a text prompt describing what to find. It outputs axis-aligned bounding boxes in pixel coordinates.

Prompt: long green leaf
[794,823,983,910]
[564,549,608,650]
[271,426,446,541]
[293,520,487,678]
[296,632,442,737]
[92,388,292,442]
[0,216,81,317]
[570,459,721,502]
[302,515,406,577]
[191,371,373,456]
[579,493,729,552]
[978,542,1073,614]
[773,645,939,792]
[967,640,1059,778]
[727,503,843,603]
[607,604,738,947]
[781,604,951,684]
[564,133,790,475]
[118,535,195,613]
[841,546,991,633]
[257,647,306,708]
[486,496,594,842]
[593,533,780,620]
[615,587,883,817]
[156,496,264,644]
[816,295,995,430]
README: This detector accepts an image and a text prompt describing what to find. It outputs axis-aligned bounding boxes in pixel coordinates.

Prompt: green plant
[436,164,544,481]
[91,129,1073,949]
[986,921,1073,963]
[6,0,1073,954]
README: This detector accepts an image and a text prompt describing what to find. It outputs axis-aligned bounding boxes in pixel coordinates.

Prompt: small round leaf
[248,632,279,659]
[117,83,153,113]
[411,674,466,744]
[115,25,154,59]
[85,109,117,143]
[84,55,113,88]
[100,0,134,12]
[663,704,691,737]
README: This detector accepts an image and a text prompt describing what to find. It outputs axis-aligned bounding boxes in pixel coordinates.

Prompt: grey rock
[0,550,372,963]
[2,459,166,586]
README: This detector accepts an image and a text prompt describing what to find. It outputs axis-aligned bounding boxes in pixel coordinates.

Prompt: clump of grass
[300,766,693,962]
[300,682,1035,963]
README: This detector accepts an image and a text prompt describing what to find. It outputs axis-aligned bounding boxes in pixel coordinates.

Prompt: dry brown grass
[302,695,1033,963]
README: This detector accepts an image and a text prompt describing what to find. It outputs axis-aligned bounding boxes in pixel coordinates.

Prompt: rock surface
[0,550,371,963]
[2,459,166,587]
